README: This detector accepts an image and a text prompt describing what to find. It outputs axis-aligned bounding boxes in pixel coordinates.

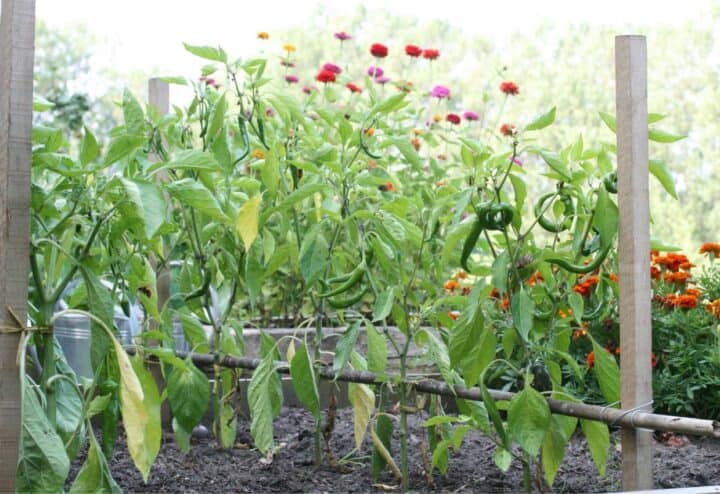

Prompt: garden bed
[69,406,720,493]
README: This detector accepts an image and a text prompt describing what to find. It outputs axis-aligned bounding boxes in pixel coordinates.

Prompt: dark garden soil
[70,406,720,493]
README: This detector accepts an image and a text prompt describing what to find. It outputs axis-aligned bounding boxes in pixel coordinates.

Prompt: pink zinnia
[367,66,384,77]
[285,75,299,84]
[463,111,479,121]
[375,76,391,85]
[334,31,352,41]
[323,62,342,74]
[280,60,296,68]
[430,85,450,99]
[265,108,275,117]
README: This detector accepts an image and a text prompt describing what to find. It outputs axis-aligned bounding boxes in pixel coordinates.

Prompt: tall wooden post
[616,35,653,491]
[148,78,170,307]
[0,0,36,490]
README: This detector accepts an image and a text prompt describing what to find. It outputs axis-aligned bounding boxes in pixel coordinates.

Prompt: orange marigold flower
[379,182,396,193]
[706,299,720,318]
[365,127,375,137]
[501,295,510,311]
[443,279,459,292]
[685,287,701,298]
[455,270,468,280]
[586,351,595,369]
[609,273,619,283]
[654,252,691,272]
[283,43,296,53]
[257,32,270,40]
[413,128,423,136]
[680,262,695,271]
[526,271,544,286]
[664,271,691,285]
[699,242,720,258]
[461,286,471,296]
[490,288,500,299]
[252,149,266,159]
[573,275,599,297]
[448,310,460,321]
[674,294,698,309]
[651,266,662,280]
[411,138,421,151]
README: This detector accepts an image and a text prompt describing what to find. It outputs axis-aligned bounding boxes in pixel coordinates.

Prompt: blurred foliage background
[34,4,720,256]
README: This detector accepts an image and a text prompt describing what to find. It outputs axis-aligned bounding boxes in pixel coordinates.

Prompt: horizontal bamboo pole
[128,347,720,439]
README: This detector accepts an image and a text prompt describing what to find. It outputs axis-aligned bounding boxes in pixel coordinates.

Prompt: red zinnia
[370,43,388,58]
[405,44,422,57]
[500,81,519,95]
[423,48,440,60]
[500,123,516,136]
[346,82,362,93]
[446,113,461,125]
[316,69,336,83]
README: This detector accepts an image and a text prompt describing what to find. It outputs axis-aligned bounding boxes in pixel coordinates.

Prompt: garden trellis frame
[0,0,701,488]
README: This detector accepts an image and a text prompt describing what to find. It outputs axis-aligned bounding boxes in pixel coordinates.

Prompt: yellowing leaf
[237,195,262,250]
[349,382,375,450]
[112,336,151,480]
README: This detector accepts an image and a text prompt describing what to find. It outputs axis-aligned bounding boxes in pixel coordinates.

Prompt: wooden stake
[615,35,653,491]
[148,78,170,307]
[0,0,35,490]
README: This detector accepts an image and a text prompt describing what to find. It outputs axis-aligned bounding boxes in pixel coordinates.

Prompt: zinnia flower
[367,66,384,77]
[323,62,342,74]
[446,113,461,125]
[375,76,391,85]
[500,123,516,136]
[334,31,352,41]
[370,43,388,58]
[463,111,479,121]
[405,44,422,57]
[302,85,317,94]
[423,48,440,60]
[346,82,362,93]
[283,43,296,53]
[280,60,296,68]
[257,32,270,40]
[316,69,336,83]
[500,81,519,95]
[430,85,450,99]
[285,75,299,84]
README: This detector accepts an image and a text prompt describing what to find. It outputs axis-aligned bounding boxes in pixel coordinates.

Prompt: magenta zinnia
[430,85,450,99]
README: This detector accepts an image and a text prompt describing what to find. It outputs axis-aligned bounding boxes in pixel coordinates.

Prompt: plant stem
[399,355,409,490]
[522,454,532,494]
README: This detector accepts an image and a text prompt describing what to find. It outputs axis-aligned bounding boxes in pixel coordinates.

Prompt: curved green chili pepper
[232,116,251,166]
[581,292,609,321]
[184,267,212,301]
[320,262,366,298]
[534,192,575,233]
[460,214,484,272]
[603,172,618,194]
[256,115,270,150]
[534,306,554,321]
[479,203,514,231]
[546,241,612,274]
[327,286,368,309]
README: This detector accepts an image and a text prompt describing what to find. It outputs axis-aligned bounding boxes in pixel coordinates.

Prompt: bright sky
[35,0,714,76]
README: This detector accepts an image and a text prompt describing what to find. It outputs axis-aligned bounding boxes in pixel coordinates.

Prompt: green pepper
[546,241,612,274]
[534,191,575,233]
[479,203,514,231]
[581,293,608,321]
[320,262,366,298]
[232,115,250,166]
[256,115,269,150]
[327,286,368,309]
[184,267,212,301]
[603,172,618,194]
[460,214,484,272]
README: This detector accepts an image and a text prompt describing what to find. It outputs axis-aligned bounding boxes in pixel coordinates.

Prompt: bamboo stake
[0,0,35,490]
[616,34,653,491]
[128,347,720,439]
